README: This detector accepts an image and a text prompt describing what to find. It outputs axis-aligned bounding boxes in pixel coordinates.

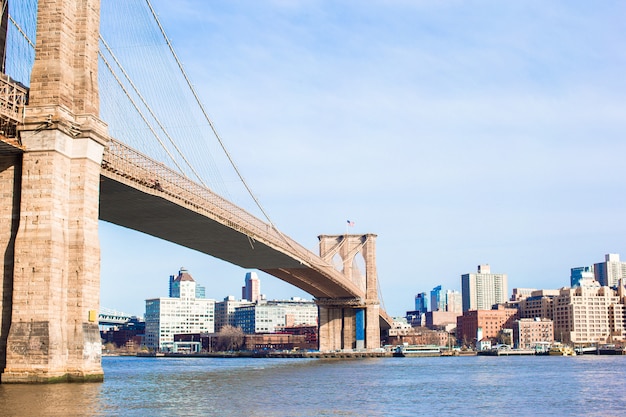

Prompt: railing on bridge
[98,307,134,326]
[102,137,330,273]
[0,73,28,139]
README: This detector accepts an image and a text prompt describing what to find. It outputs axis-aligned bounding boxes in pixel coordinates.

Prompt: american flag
[347,220,355,227]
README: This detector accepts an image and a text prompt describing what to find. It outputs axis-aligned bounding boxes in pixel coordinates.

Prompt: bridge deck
[100,138,366,300]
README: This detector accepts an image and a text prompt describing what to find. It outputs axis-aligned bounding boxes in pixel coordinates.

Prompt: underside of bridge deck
[98,174,360,299]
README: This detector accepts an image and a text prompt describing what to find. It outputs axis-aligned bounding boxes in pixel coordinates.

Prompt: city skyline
[100,1,626,317]
[104,253,618,318]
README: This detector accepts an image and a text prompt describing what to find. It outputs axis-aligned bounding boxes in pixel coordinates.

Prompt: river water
[0,355,625,416]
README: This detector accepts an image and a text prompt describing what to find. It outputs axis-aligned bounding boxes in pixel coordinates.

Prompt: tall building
[242,271,261,302]
[594,254,626,288]
[169,267,206,299]
[234,298,318,334]
[414,292,428,313]
[461,264,508,312]
[145,268,215,351]
[553,283,624,344]
[570,266,594,288]
[430,285,444,312]
[446,290,462,313]
[215,295,252,332]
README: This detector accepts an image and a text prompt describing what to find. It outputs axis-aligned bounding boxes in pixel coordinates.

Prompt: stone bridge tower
[317,234,380,351]
[0,0,107,382]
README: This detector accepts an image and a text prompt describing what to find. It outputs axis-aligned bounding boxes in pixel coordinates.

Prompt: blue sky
[99,0,626,317]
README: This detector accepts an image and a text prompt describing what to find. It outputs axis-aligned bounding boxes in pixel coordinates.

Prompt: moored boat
[574,346,598,355]
[549,344,576,356]
[393,344,441,357]
[598,344,626,355]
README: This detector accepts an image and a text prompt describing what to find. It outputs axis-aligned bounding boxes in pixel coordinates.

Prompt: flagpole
[346,219,354,236]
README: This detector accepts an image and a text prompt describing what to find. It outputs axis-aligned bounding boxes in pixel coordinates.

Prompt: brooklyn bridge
[0,0,391,383]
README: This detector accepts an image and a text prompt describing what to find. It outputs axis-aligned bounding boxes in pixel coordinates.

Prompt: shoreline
[103,347,626,359]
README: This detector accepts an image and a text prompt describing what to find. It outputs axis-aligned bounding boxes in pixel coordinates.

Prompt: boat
[549,344,576,356]
[393,344,441,357]
[574,346,598,355]
[598,344,626,355]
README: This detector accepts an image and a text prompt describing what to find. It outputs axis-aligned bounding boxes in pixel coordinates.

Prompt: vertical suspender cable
[143,0,280,231]
[99,34,208,188]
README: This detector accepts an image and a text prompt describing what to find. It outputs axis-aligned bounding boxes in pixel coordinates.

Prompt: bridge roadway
[100,138,392,327]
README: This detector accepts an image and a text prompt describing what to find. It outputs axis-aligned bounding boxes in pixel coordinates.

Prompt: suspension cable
[99,34,208,188]
[98,49,187,176]
[143,0,280,231]
[7,14,34,49]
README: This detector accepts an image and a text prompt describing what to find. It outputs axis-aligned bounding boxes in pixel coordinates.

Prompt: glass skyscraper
[414,292,428,313]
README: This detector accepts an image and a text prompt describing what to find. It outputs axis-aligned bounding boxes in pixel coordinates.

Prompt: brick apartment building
[513,318,554,349]
[456,305,519,347]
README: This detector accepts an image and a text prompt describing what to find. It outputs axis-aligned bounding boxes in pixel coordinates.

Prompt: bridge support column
[343,308,356,350]
[1,0,107,383]
[317,234,381,351]
[317,305,358,351]
[317,302,379,351]
[318,306,343,351]
[365,304,380,350]
[1,115,107,383]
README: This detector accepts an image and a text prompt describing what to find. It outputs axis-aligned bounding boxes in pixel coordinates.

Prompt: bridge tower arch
[0,0,107,383]
[317,234,380,351]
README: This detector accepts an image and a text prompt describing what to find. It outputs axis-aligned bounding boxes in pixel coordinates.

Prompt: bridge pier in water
[0,0,107,383]
[317,234,381,351]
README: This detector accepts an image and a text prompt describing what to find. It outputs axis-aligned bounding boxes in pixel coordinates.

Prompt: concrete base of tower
[1,368,104,384]
[1,320,104,384]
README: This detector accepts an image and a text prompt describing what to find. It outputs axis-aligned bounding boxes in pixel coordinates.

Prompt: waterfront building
[513,318,554,349]
[446,290,463,313]
[281,325,318,350]
[242,271,261,302]
[414,292,428,313]
[387,327,450,347]
[461,264,508,312]
[215,295,253,332]
[518,289,559,320]
[430,285,444,312]
[145,268,216,351]
[234,298,318,334]
[570,266,594,288]
[101,317,146,350]
[173,333,212,353]
[553,284,624,344]
[243,332,316,351]
[594,254,626,288]
[456,305,518,347]
[389,319,413,337]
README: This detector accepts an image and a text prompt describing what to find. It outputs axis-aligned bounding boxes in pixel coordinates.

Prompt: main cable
[143,0,280,232]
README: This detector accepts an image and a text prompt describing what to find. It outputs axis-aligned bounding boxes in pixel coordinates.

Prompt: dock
[477,349,536,356]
